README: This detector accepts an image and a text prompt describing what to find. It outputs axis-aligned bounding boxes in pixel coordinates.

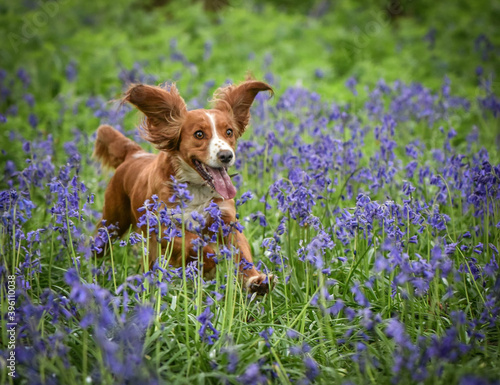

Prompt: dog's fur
[94,80,273,294]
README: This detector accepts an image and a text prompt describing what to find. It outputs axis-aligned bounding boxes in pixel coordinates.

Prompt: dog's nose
[218,150,233,164]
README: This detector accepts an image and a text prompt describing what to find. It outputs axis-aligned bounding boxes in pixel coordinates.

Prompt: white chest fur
[173,158,219,227]
[180,184,234,233]
[185,183,218,218]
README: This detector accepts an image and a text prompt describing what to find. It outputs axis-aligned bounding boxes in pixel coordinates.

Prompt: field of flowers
[1,1,500,384]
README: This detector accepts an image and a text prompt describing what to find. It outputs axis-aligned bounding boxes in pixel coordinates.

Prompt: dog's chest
[177,184,218,226]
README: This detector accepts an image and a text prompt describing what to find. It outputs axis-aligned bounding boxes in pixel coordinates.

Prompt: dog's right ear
[123,84,187,151]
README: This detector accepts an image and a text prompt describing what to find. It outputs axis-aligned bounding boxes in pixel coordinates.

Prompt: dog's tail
[94,125,143,169]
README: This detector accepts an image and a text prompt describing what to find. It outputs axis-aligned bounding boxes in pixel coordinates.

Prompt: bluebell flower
[17,68,30,88]
[314,69,324,79]
[238,363,266,385]
[28,113,38,129]
[221,347,239,374]
[196,307,220,345]
[459,374,498,385]
[286,329,300,339]
[351,282,370,308]
[259,327,274,347]
[345,77,358,96]
[65,60,78,82]
[303,356,320,381]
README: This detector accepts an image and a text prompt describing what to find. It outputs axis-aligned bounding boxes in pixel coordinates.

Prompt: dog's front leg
[151,230,217,279]
[218,199,273,295]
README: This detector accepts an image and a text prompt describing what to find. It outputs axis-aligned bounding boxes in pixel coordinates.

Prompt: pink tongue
[206,166,237,200]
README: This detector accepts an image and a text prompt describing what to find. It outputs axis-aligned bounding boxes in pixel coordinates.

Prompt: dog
[93,80,274,294]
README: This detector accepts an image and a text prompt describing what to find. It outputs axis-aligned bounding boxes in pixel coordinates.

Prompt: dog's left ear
[213,80,273,136]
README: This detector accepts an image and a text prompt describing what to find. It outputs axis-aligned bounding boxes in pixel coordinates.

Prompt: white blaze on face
[205,112,235,168]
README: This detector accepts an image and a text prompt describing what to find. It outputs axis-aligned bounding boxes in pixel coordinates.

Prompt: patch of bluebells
[1,59,499,385]
[240,65,500,382]
[385,317,476,383]
[65,269,157,382]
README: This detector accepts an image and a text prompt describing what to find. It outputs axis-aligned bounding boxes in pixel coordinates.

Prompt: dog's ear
[213,80,273,136]
[123,84,187,151]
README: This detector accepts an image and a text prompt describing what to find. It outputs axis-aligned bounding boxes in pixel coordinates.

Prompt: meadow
[1,0,500,384]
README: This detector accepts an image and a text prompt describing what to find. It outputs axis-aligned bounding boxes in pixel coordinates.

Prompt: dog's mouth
[192,159,237,200]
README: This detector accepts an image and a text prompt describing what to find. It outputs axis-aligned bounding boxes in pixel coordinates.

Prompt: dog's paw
[246,273,275,295]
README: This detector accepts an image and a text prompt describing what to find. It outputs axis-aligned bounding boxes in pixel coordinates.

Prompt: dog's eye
[226,129,233,137]
[194,131,204,139]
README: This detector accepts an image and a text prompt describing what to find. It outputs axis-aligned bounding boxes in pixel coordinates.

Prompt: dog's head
[124,80,273,199]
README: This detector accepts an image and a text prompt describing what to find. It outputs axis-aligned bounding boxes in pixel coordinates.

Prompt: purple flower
[286,329,300,339]
[351,282,370,307]
[238,363,267,385]
[386,318,406,344]
[28,113,38,128]
[303,356,320,381]
[17,68,30,88]
[132,305,154,328]
[23,93,35,107]
[168,176,193,207]
[196,307,220,345]
[65,60,78,82]
[484,256,498,277]
[329,299,344,316]
[346,77,358,96]
[314,69,325,79]
[250,211,268,227]
[259,327,274,347]
[222,347,239,374]
[236,190,254,206]
[459,375,498,385]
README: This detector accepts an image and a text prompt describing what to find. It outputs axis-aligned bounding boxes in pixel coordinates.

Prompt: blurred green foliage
[1,0,499,101]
